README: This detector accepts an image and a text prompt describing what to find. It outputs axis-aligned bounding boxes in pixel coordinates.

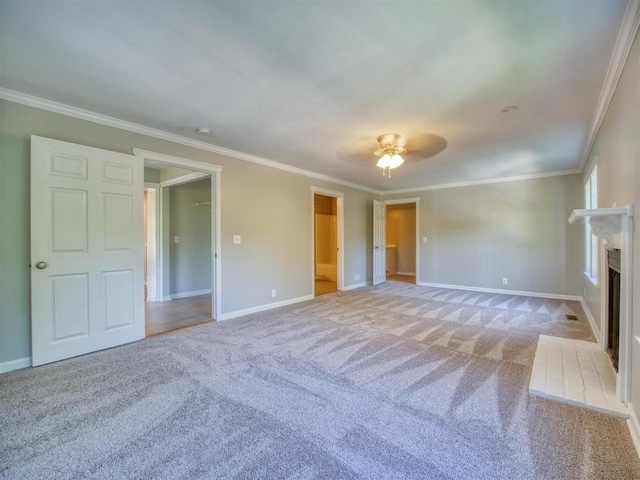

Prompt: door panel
[373,200,386,286]
[103,270,134,330]
[51,274,89,340]
[31,135,144,366]
[51,188,88,252]
[103,193,133,250]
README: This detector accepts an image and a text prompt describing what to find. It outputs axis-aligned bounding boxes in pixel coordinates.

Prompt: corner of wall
[580,297,601,345]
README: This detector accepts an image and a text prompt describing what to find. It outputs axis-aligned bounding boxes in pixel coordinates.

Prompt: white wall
[582,28,640,422]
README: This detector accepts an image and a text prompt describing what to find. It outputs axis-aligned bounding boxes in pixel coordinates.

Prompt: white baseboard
[628,408,640,459]
[170,289,212,300]
[416,281,582,301]
[395,272,416,276]
[580,297,601,345]
[343,281,370,291]
[219,294,314,321]
[146,295,157,302]
[0,356,32,373]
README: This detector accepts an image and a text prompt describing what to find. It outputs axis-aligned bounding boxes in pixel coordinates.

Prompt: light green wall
[384,174,584,295]
[0,100,376,363]
[0,97,586,368]
[169,178,212,295]
[582,29,640,420]
[144,167,160,184]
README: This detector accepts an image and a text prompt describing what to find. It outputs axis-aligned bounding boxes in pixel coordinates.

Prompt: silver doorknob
[35,261,48,270]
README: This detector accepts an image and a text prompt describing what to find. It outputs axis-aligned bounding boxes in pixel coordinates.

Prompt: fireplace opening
[607,248,621,372]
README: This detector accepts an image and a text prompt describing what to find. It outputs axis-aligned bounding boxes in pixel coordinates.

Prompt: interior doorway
[314,193,337,295]
[134,149,222,337]
[385,199,419,285]
[311,187,344,296]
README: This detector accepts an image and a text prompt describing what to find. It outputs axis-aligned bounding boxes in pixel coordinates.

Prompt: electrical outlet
[502,277,508,285]
[271,289,276,298]
[355,274,360,281]
[233,235,241,245]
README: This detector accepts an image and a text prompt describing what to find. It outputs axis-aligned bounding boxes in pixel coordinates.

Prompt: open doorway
[141,158,218,336]
[314,193,338,295]
[311,187,344,296]
[385,201,417,284]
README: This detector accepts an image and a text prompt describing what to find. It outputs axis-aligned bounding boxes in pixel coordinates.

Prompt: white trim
[0,89,378,194]
[395,272,416,276]
[384,197,422,205]
[311,187,345,295]
[160,171,210,188]
[416,281,582,301]
[580,297,601,345]
[380,170,581,195]
[219,294,314,321]
[171,289,212,300]
[584,272,599,287]
[136,149,222,174]
[144,182,161,307]
[628,408,640,459]
[161,295,172,302]
[134,149,222,320]
[0,357,32,373]
[579,1,640,172]
[343,281,370,291]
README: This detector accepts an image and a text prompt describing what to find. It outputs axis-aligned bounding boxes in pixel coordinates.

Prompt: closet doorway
[311,187,344,296]
[385,200,418,284]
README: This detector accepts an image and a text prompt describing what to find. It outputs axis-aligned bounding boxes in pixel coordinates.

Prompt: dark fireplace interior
[607,248,621,372]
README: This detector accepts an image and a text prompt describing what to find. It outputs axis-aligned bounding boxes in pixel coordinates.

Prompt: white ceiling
[0,1,629,191]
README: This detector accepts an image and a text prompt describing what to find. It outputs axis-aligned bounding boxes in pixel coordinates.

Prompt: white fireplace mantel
[568,204,634,404]
[568,205,633,249]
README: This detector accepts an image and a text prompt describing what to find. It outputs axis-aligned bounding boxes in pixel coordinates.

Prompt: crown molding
[1,88,582,196]
[380,169,581,196]
[0,88,380,195]
[579,0,640,172]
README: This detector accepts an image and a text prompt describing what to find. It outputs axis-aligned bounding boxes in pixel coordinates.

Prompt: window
[584,165,598,284]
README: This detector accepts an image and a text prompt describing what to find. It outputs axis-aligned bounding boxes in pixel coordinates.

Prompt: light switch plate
[174,236,179,244]
[423,236,428,243]
[233,235,241,245]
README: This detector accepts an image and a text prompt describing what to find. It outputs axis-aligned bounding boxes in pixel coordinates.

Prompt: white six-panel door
[31,136,144,366]
[372,200,386,286]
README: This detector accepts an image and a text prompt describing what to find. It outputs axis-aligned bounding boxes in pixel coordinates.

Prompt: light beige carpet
[1,281,639,479]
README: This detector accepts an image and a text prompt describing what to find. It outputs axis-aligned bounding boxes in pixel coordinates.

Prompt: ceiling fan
[336,132,448,178]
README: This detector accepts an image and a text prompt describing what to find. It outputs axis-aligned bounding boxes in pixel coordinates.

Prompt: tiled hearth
[529,335,630,418]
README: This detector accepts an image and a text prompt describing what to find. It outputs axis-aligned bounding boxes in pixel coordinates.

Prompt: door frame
[311,187,344,295]
[133,149,222,320]
[384,197,420,283]
[144,182,161,301]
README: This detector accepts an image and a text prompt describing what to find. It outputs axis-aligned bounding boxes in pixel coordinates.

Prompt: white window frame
[584,165,598,285]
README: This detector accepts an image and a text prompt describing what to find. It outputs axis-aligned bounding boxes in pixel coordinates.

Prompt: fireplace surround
[569,205,633,403]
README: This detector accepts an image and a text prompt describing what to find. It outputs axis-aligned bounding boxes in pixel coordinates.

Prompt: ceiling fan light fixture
[390,154,404,169]
[374,134,406,178]
[376,153,392,169]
